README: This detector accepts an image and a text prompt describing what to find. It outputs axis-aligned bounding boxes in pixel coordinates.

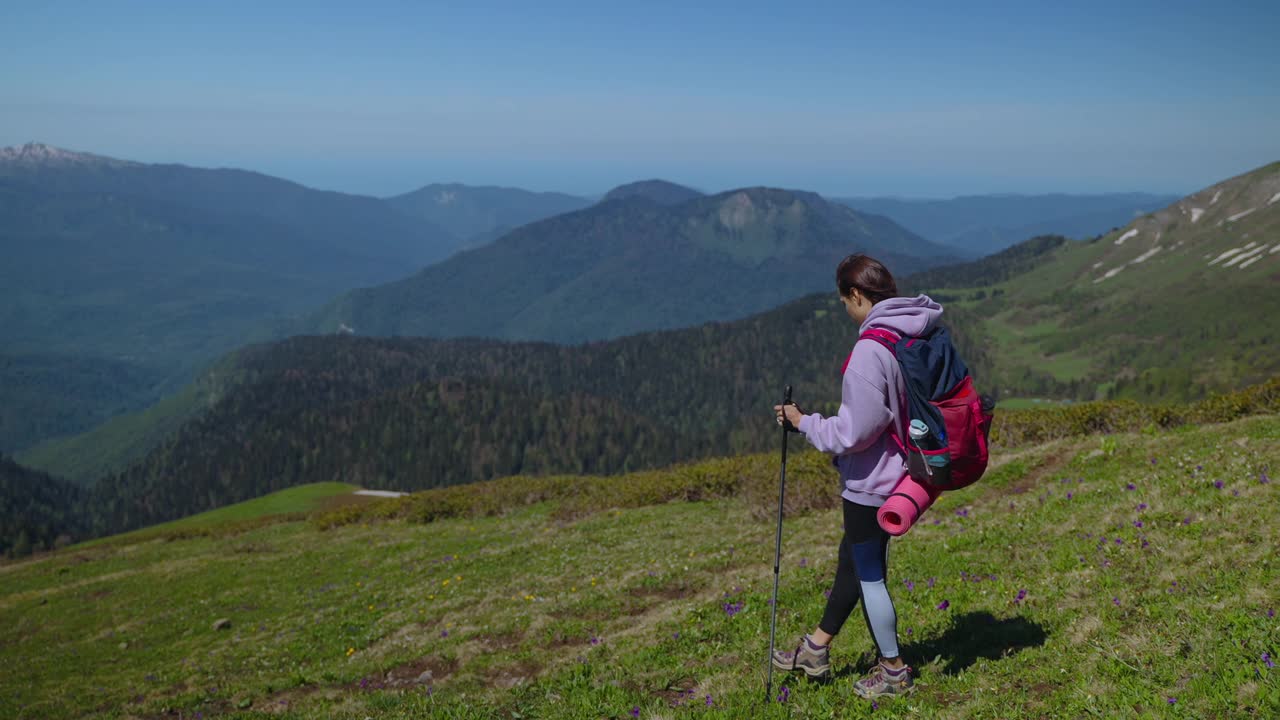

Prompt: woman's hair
[836,254,898,303]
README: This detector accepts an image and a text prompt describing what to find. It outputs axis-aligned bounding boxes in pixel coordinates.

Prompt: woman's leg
[852,529,901,663]
[815,500,877,640]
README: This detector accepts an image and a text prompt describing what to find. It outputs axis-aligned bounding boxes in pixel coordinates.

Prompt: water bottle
[907,419,933,480]
[909,420,930,443]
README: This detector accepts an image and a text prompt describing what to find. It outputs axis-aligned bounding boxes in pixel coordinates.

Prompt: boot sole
[770,657,831,679]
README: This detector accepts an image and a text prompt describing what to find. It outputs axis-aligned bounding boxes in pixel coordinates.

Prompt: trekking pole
[765,385,793,705]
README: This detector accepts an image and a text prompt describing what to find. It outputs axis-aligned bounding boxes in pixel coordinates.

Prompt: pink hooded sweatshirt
[796,295,944,507]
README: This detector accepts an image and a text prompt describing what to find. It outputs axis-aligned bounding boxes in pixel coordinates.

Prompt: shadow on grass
[905,611,1048,675]
[832,611,1049,680]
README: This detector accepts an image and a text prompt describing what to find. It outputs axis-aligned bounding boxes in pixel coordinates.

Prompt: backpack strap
[851,327,908,454]
[859,328,901,356]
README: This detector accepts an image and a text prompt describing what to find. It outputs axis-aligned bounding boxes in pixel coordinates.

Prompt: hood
[860,294,943,338]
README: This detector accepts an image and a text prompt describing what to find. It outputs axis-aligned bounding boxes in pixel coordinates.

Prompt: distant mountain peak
[0,141,136,168]
[601,179,703,206]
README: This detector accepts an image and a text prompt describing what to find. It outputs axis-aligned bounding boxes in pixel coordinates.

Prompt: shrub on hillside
[992,377,1280,446]
[310,378,1278,531]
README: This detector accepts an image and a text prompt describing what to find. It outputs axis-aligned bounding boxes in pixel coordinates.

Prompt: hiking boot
[852,660,915,699]
[771,635,831,679]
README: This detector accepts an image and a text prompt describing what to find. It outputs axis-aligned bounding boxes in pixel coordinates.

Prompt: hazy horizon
[4,1,1277,199]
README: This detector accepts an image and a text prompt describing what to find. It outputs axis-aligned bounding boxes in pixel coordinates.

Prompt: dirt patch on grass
[653,676,701,706]
[480,628,526,651]
[1000,446,1077,497]
[252,684,346,715]
[485,658,542,690]
[627,580,695,601]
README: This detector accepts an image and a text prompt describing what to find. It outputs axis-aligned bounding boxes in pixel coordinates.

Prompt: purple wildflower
[1261,469,1271,484]
[1233,490,1239,497]
[937,599,950,610]
[872,701,879,710]
[705,695,713,706]
[1182,516,1192,525]
[1126,483,1136,491]
[1113,597,1121,606]
[630,706,640,718]
[904,579,915,591]
[440,630,448,638]
[589,635,601,645]
[823,588,832,599]
[1015,589,1028,604]
[955,508,969,517]
[1263,653,1274,669]
[1214,480,1224,489]
[672,632,679,640]
[1137,503,1147,511]
[1269,609,1275,618]
[723,601,744,618]
[1150,457,1157,465]
[1134,521,1143,528]
[776,686,790,703]
[932,519,941,525]
[799,557,808,568]
[1066,492,1073,500]
[1168,697,1177,705]
[1142,540,1150,549]
[927,577,936,589]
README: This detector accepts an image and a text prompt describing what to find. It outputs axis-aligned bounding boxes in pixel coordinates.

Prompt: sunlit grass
[1,417,1277,718]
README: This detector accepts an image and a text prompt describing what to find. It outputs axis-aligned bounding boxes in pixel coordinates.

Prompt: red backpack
[856,325,995,491]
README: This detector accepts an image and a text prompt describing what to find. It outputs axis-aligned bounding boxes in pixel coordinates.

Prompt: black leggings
[818,499,898,657]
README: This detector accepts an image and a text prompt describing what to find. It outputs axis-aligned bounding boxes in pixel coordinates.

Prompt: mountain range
[839,192,1180,256]
[384,182,591,250]
[309,185,960,343]
[5,158,1278,552]
[1,143,953,454]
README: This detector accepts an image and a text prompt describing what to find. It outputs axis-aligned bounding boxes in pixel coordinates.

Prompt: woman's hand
[774,403,804,431]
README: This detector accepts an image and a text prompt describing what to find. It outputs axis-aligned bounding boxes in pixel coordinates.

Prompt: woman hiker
[772,253,943,700]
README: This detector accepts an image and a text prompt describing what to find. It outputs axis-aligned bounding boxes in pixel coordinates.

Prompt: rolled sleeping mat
[877,474,942,536]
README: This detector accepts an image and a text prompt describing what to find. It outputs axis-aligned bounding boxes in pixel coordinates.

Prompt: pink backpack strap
[851,328,908,453]
[859,327,901,353]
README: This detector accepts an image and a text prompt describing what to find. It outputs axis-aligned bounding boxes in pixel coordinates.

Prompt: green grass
[76,482,360,549]
[1,418,1277,718]
[16,380,206,484]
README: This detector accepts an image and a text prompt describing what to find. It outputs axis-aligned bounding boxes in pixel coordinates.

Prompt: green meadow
[2,416,1277,719]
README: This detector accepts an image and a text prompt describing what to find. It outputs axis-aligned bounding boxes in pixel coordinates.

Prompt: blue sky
[2,0,1277,197]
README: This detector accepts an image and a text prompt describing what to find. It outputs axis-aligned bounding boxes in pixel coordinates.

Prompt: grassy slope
[73,483,361,550]
[971,162,1280,399]
[1,418,1277,719]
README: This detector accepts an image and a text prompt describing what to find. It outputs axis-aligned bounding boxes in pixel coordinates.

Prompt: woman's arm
[797,357,893,455]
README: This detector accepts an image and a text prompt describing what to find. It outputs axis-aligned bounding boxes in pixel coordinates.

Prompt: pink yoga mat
[877,474,941,536]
